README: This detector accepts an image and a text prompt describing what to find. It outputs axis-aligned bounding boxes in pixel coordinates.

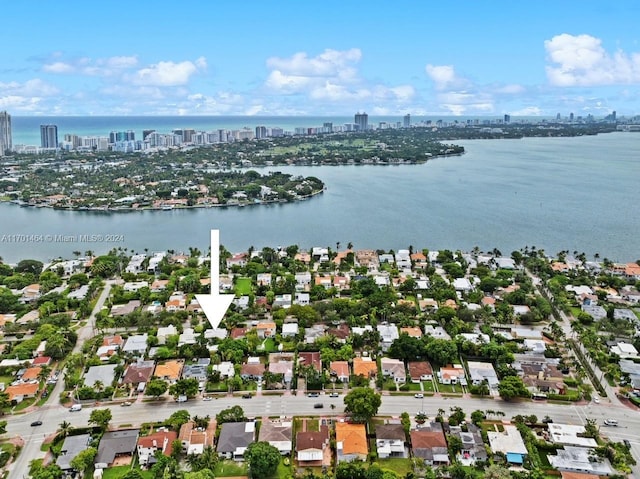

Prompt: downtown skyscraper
[0,111,11,156]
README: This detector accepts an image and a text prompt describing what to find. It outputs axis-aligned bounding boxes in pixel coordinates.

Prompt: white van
[69,404,82,412]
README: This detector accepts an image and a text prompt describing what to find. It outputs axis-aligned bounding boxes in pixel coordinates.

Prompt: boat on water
[161,205,175,210]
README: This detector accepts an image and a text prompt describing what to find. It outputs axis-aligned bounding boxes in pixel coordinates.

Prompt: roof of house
[21,367,42,381]
[241,363,265,376]
[137,430,177,456]
[217,422,255,454]
[353,357,378,377]
[154,360,183,380]
[408,361,433,378]
[84,364,118,388]
[56,434,91,470]
[336,422,368,455]
[296,426,329,452]
[330,361,350,377]
[411,427,447,450]
[95,429,140,466]
[298,352,322,372]
[258,419,293,444]
[122,360,156,384]
[5,382,39,400]
[376,424,405,441]
[400,326,422,338]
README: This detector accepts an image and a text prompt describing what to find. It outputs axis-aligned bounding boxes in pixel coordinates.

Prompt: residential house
[458,333,490,345]
[295,272,312,290]
[296,426,330,467]
[212,361,235,379]
[355,250,379,270]
[122,360,155,391]
[311,247,329,263]
[122,334,148,356]
[178,328,196,346]
[408,361,434,382]
[154,360,184,383]
[217,421,256,460]
[21,367,42,382]
[380,358,406,383]
[376,424,407,458]
[523,339,546,354]
[150,279,169,292]
[96,335,124,361]
[453,278,473,292]
[335,422,368,462]
[377,324,400,351]
[448,424,487,466]
[256,321,277,338]
[315,275,332,289]
[581,304,607,321]
[487,425,528,465]
[295,251,311,264]
[410,422,450,466]
[226,253,248,269]
[353,357,378,379]
[298,352,321,373]
[233,296,249,310]
[258,419,293,455]
[182,363,209,382]
[328,323,350,343]
[424,324,450,340]
[94,429,140,468]
[256,273,272,286]
[137,430,177,465]
[241,358,265,381]
[281,322,299,338]
[165,292,187,312]
[19,284,41,303]
[268,353,294,384]
[157,325,178,345]
[548,446,614,476]
[304,324,327,344]
[293,292,310,306]
[400,327,422,338]
[125,254,146,274]
[395,250,412,270]
[610,342,639,359]
[438,364,466,385]
[466,361,499,389]
[547,424,598,448]
[56,434,91,471]
[123,281,148,292]
[330,361,350,383]
[273,294,292,309]
[5,382,39,402]
[84,364,118,388]
[333,275,350,290]
[111,300,141,317]
[178,419,216,455]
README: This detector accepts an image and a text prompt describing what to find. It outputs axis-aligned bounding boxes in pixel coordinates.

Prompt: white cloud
[42,55,139,76]
[267,48,361,77]
[425,64,463,90]
[131,58,206,86]
[545,33,640,86]
[510,106,543,116]
[0,78,59,97]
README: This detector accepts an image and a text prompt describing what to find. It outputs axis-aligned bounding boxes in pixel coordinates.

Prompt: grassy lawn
[101,465,132,479]
[404,382,423,391]
[214,460,248,477]
[13,398,36,411]
[261,338,277,352]
[235,277,252,295]
[437,383,463,394]
[378,458,413,476]
[422,381,435,392]
[270,457,293,479]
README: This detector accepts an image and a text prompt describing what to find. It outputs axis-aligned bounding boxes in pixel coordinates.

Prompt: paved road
[5,280,115,479]
[5,393,640,479]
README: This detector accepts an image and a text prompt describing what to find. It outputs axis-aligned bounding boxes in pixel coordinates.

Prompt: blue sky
[2,1,640,117]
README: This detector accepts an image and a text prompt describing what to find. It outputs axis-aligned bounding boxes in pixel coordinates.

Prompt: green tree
[69,447,97,474]
[470,410,486,426]
[336,461,367,479]
[89,408,112,430]
[57,420,72,439]
[344,387,381,423]
[216,405,246,424]
[244,441,281,478]
[121,470,145,479]
[15,259,44,275]
[0,420,6,434]
[167,410,191,430]
[169,378,200,398]
[147,379,169,398]
[484,464,512,479]
[498,376,530,401]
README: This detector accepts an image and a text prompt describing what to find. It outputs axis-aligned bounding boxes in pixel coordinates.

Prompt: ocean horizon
[10,114,552,146]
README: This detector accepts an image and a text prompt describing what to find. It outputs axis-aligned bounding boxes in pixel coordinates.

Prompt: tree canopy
[344,387,381,423]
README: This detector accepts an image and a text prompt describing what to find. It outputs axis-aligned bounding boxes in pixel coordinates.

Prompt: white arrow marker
[196,229,234,329]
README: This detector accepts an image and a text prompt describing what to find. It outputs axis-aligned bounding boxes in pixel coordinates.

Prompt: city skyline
[1,2,640,117]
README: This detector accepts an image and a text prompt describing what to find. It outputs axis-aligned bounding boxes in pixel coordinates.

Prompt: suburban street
[5,392,640,479]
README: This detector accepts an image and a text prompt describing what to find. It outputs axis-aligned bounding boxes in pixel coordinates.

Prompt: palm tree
[58,420,73,439]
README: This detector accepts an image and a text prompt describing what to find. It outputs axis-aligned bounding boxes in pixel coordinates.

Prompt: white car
[414,393,424,399]
[593,397,600,404]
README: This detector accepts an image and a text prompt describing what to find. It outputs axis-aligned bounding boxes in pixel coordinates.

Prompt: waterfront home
[226,253,248,269]
[94,429,140,469]
[296,426,330,467]
[125,254,146,274]
[336,422,368,462]
[147,252,166,272]
[410,422,450,466]
[217,421,255,460]
[354,250,379,270]
[376,424,407,458]
[137,430,177,465]
[179,419,216,455]
[311,247,329,263]
[258,419,293,455]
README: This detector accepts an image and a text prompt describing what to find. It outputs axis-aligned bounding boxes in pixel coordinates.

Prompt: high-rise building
[354,112,368,131]
[0,111,12,156]
[255,126,267,139]
[40,124,59,149]
[569,112,574,122]
[323,122,333,133]
[143,129,156,140]
[403,114,411,128]
[504,114,511,124]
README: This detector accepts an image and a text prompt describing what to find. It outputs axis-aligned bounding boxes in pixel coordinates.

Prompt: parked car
[30,421,43,427]
[121,401,132,407]
[313,403,324,408]
[242,393,253,399]
[307,392,320,398]
[329,392,340,398]
[202,396,212,401]
[414,393,424,399]
[624,439,631,449]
